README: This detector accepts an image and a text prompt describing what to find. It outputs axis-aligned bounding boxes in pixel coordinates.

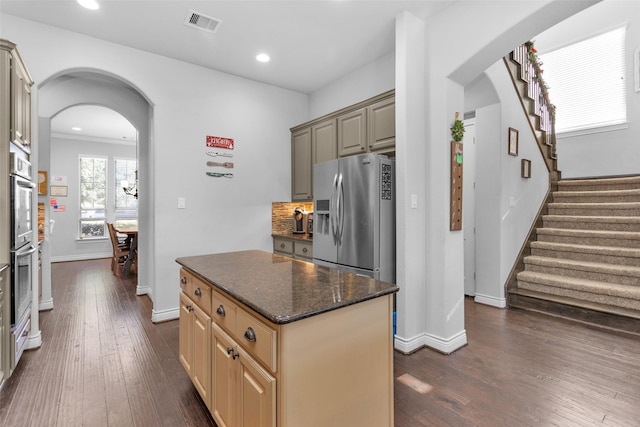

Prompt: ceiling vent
[184,10,222,33]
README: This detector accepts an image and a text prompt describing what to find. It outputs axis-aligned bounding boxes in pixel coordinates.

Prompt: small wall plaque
[508,127,519,156]
[50,185,68,197]
[521,159,531,178]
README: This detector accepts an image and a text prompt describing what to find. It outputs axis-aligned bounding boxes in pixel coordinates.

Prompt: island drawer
[236,308,277,373]
[180,269,212,315]
[212,290,237,335]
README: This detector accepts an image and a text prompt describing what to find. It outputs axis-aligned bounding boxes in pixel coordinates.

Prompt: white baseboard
[39,298,54,311]
[51,253,110,263]
[474,293,507,308]
[136,284,152,297]
[394,329,468,355]
[25,330,42,350]
[151,307,179,323]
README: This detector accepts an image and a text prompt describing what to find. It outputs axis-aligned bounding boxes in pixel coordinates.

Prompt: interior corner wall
[393,11,428,353]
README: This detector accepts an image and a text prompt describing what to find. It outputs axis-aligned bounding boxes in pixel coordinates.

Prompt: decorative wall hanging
[508,127,519,156]
[38,170,48,195]
[450,112,465,231]
[207,161,234,168]
[206,150,233,158]
[206,172,234,178]
[50,185,68,197]
[206,135,234,150]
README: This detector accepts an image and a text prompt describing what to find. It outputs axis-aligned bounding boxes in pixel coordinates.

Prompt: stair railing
[504,42,560,300]
[507,42,558,175]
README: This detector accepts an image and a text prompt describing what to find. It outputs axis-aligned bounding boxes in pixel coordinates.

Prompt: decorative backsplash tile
[272,202,313,234]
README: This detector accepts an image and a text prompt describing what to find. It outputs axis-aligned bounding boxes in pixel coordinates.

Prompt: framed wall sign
[521,159,531,178]
[508,127,519,156]
[50,185,68,197]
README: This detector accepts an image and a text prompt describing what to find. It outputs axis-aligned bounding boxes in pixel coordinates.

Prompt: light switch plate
[178,197,186,209]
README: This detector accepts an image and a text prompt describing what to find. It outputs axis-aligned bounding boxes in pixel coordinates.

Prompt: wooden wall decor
[450,140,463,231]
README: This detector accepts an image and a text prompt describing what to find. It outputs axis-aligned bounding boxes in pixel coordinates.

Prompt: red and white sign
[206,135,234,150]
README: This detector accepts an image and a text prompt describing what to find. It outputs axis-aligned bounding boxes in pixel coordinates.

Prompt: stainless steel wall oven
[9,152,34,364]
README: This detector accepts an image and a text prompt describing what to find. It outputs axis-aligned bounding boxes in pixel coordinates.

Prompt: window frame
[78,155,108,240]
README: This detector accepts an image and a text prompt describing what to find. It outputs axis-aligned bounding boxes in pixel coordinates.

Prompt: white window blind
[539,26,627,134]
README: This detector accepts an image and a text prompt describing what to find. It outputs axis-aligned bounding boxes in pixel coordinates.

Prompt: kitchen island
[176,250,397,427]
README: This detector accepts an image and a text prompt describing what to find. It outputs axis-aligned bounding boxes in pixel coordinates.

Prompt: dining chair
[107,222,130,277]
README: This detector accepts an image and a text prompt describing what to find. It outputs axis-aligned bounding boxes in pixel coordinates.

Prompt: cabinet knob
[244,327,257,342]
[186,304,194,312]
[181,277,187,284]
[216,305,226,317]
[302,247,308,253]
[280,243,285,249]
[227,347,240,360]
[194,288,202,297]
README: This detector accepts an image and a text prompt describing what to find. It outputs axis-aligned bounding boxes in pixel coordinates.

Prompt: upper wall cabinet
[338,107,367,157]
[290,90,394,201]
[291,127,313,201]
[367,96,395,153]
[1,39,34,154]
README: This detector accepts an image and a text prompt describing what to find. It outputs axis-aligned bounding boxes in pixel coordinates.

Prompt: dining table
[114,224,138,275]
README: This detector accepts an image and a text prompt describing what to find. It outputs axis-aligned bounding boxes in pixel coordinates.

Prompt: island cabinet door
[212,323,237,427]
[192,303,212,408]
[237,345,276,427]
[179,293,194,377]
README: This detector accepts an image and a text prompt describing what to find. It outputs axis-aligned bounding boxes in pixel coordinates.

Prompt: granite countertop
[271,232,313,242]
[176,250,398,325]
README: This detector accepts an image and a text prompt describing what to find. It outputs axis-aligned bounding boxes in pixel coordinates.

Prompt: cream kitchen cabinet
[0,265,7,383]
[211,322,276,427]
[179,271,212,409]
[177,251,397,427]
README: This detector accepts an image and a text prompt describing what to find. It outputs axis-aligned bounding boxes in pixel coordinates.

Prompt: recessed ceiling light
[77,0,99,10]
[256,53,270,63]
[72,127,82,131]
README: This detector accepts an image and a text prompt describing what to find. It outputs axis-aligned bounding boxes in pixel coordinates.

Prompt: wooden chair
[107,223,130,276]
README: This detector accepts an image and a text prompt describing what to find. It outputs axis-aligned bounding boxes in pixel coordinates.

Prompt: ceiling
[1,0,455,142]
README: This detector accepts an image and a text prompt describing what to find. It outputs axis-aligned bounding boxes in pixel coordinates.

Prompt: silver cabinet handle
[244,327,256,342]
[216,305,226,317]
[194,288,202,297]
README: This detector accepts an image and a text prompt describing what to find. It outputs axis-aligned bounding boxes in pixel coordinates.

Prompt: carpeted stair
[510,175,640,332]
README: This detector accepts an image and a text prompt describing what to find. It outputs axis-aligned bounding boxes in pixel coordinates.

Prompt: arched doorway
[36,70,154,314]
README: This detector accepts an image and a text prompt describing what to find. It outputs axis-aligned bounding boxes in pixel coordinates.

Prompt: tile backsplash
[272,202,314,234]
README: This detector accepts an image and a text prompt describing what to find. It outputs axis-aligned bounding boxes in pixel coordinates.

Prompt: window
[538,26,627,134]
[79,156,107,239]
[114,158,138,228]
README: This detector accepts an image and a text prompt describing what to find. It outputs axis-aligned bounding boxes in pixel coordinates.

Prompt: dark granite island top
[175,249,398,325]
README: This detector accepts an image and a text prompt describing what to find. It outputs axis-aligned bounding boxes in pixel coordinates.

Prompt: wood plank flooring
[1,258,640,426]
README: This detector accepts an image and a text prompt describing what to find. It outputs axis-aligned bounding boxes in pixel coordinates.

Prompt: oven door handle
[17,245,37,256]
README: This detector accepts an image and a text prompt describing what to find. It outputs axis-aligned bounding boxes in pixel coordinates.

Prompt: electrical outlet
[411,194,418,209]
[178,197,186,209]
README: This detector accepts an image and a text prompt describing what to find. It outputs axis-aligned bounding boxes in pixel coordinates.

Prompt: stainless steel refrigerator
[313,153,395,283]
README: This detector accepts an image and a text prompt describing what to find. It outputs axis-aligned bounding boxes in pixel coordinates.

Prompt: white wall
[48,137,136,261]
[1,15,309,321]
[309,52,395,118]
[534,0,640,178]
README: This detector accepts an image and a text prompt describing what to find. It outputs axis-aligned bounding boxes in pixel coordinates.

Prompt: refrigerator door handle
[336,172,344,246]
[330,172,339,244]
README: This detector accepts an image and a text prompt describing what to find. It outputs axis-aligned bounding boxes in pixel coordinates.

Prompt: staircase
[509,176,640,333]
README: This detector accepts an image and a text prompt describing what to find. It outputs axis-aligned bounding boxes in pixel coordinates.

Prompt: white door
[463,119,476,296]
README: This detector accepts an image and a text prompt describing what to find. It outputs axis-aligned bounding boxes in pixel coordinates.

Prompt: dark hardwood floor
[2,258,639,426]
